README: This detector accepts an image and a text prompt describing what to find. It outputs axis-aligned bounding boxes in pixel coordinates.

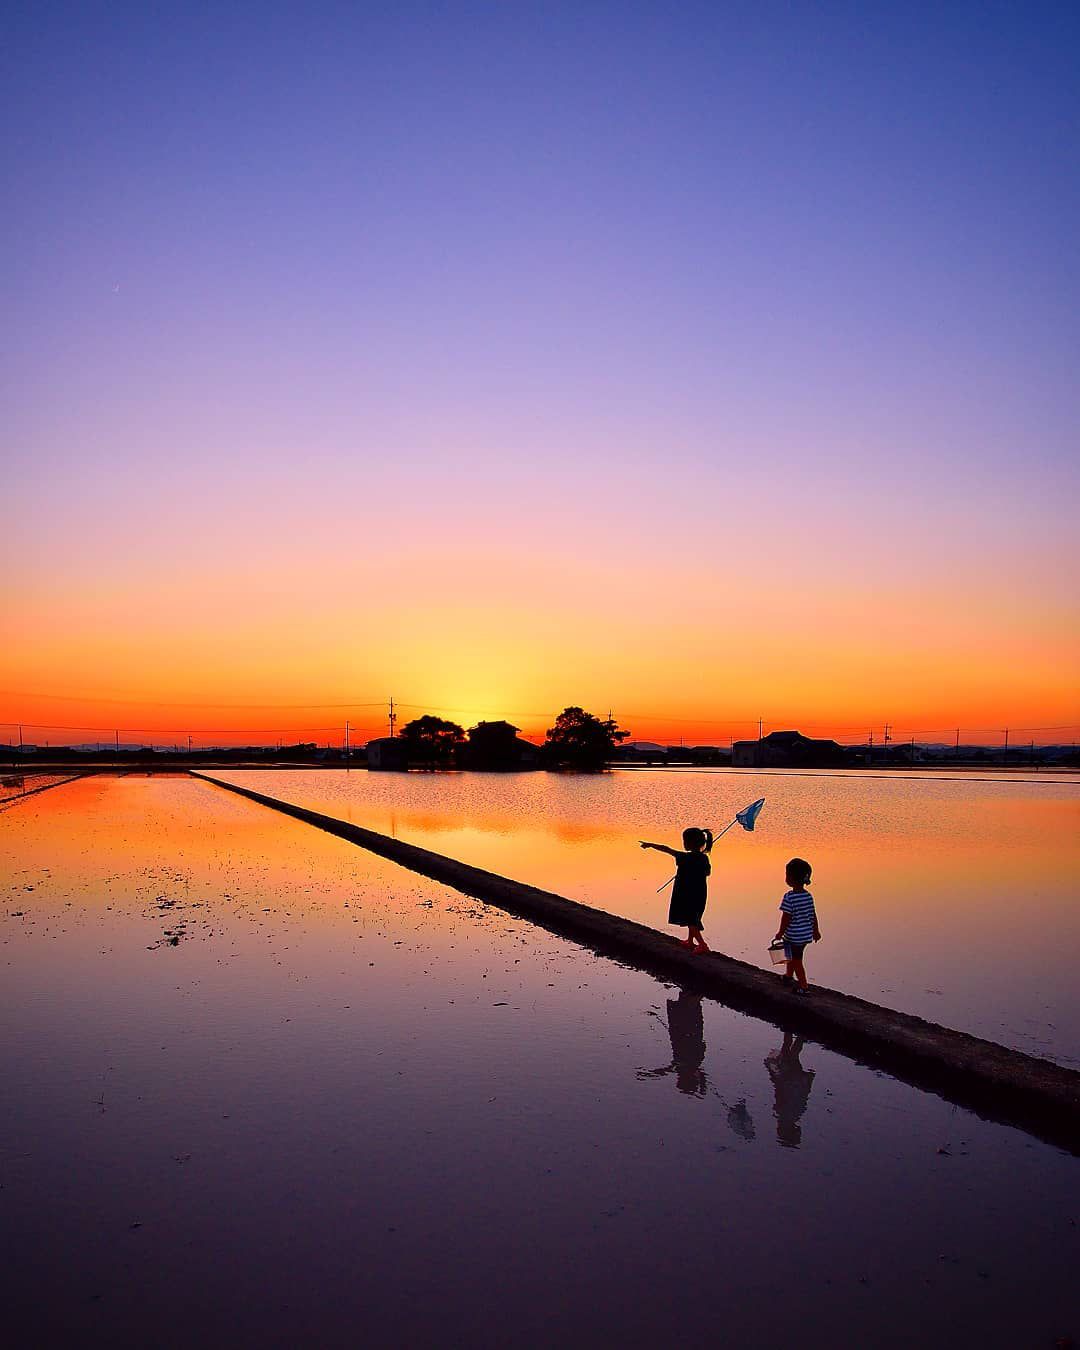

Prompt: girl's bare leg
[792,957,808,988]
[690,926,709,952]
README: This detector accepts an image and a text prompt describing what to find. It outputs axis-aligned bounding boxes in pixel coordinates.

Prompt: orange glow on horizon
[3,542,1077,746]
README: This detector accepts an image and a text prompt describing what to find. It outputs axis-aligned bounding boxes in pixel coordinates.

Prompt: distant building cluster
[6,725,1077,771]
[610,732,851,769]
[732,730,847,768]
[366,733,540,771]
[612,731,1077,770]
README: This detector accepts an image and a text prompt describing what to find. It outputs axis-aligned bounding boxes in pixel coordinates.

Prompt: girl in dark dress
[639,827,714,951]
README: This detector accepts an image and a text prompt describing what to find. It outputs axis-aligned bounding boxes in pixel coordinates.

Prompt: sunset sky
[4,2,1078,746]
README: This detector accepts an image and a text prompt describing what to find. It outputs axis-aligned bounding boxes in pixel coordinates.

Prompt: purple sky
[3,2,1078,736]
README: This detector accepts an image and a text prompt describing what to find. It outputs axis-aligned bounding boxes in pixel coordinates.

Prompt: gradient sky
[3,2,1078,744]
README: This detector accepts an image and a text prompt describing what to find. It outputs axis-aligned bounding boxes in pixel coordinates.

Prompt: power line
[0,691,388,710]
[3,714,1078,736]
[0,722,384,736]
[2,698,1077,747]
[3,688,1078,738]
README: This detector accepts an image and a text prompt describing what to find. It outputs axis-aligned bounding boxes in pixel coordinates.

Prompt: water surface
[1,775,1076,1347]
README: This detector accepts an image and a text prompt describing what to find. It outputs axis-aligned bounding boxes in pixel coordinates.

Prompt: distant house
[685,745,729,766]
[366,737,410,770]
[462,721,541,771]
[732,730,848,769]
[660,745,718,765]
[613,741,668,764]
[514,738,541,768]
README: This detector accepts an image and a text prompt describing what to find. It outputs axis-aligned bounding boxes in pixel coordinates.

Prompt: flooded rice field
[1,774,1077,1348]
[208,768,1080,1067]
[0,770,80,806]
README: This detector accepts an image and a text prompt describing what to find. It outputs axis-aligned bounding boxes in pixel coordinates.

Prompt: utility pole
[345,720,350,768]
[388,696,397,739]
[883,723,891,759]
[757,717,763,741]
[1003,727,1009,765]
[115,729,120,758]
[18,724,24,755]
[955,728,960,760]
[188,734,193,756]
[868,729,873,764]
[910,734,915,764]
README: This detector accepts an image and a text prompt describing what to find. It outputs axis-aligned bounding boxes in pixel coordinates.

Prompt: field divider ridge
[191,770,1080,1155]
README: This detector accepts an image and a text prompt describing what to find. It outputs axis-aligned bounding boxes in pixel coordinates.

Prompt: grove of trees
[395,707,628,770]
[398,716,465,766]
[540,707,629,770]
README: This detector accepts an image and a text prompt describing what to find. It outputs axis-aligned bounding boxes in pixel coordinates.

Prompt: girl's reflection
[638,992,758,1138]
[765,1032,816,1147]
[638,989,708,1096]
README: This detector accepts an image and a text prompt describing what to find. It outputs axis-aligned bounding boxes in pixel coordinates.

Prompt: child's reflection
[638,989,708,1096]
[765,1032,816,1147]
[639,992,759,1139]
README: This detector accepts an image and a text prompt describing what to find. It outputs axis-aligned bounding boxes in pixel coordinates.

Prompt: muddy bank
[194,770,1080,1154]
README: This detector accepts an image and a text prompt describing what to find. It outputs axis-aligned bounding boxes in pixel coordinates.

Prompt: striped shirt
[780,889,817,944]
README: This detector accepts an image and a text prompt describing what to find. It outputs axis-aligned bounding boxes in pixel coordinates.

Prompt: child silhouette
[640,827,714,951]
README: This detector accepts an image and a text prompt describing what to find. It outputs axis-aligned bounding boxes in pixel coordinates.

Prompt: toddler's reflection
[765,1032,816,1147]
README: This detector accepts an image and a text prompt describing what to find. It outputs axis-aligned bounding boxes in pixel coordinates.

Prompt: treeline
[6,707,632,772]
[389,707,628,771]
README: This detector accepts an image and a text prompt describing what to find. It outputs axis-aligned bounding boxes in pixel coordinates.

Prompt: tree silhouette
[466,720,522,770]
[399,715,465,767]
[542,706,629,770]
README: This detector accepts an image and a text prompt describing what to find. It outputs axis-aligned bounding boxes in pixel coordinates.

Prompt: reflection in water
[4,776,1079,1346]
[638,990,708,1096]
[638,991,819,1149]
[765,1032,816,1148]
[723,1099,756,1143]
[637,991,758,1140]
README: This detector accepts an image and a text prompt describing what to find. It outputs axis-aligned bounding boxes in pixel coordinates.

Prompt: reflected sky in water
[1,775,1076,1348]
[211,768,1080,1066]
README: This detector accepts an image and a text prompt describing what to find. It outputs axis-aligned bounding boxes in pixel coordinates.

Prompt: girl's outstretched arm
[639,841,678,856]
